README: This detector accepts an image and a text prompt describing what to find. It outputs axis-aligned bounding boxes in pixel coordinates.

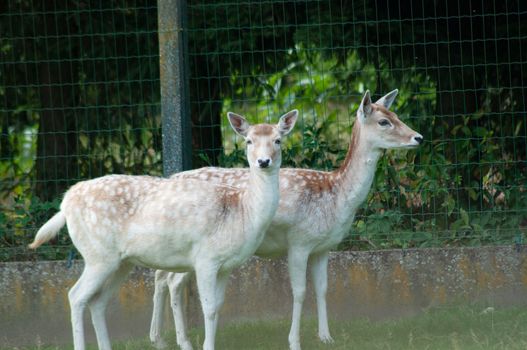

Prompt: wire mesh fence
[1,0,526,261]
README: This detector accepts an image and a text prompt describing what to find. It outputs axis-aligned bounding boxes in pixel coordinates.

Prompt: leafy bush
[1,45,525,261]
[217,48,527,251]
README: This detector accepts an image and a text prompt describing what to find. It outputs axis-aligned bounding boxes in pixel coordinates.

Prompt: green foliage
[219,46,527,252]
[1,1,525,260]
[0,195,71,261]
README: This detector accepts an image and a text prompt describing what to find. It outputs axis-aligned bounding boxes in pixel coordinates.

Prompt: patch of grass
[7,305,527,350]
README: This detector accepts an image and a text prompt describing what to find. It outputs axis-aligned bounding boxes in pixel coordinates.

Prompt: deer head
[228,110,298,171]
[357,89,423,150]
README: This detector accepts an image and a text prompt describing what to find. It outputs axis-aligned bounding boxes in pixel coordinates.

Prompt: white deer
[28,110,298,350]
[149,90,423,350]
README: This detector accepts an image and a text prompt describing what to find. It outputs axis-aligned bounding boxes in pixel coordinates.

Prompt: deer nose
[414,135,424,145]
[257,158,271,168]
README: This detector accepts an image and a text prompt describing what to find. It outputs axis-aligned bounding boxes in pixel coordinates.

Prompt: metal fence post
[158,0,192,176]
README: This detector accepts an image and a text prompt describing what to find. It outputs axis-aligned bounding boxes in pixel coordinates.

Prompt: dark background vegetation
[1,0,526,261]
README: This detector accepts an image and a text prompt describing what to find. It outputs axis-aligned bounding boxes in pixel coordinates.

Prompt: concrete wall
[1,246,527,347]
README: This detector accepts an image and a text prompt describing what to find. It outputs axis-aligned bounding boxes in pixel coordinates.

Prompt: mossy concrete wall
[1,246,527,347]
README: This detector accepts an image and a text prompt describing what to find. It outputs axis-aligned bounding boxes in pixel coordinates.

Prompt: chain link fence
[1,0,526,261]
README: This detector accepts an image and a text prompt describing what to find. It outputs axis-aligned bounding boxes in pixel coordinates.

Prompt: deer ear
[358,90,372,122]
[277,109,298,136]
[227,112,250,137]
[375,89,398,109]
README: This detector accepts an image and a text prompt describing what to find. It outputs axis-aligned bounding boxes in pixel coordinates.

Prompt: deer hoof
[319,333,334,344]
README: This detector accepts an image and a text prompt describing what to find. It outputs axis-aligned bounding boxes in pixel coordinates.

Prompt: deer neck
[242,167,280,231]
[334,123,382,210]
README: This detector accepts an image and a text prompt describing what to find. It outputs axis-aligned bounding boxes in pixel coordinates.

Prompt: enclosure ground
[6,305,527,350]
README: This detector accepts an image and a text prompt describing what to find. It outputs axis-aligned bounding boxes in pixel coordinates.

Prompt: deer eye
[378,119,391,127]
[274,139,281,145]
[246,139,253,145]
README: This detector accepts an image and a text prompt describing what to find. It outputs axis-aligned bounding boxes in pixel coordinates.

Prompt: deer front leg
[310,251,334,343]
[195,265,221,350]
[169,272,193,350]
[212,272,229,331]
[287,248,311,350]
[150,270,170,349]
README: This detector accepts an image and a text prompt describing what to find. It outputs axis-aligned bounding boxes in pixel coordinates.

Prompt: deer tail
[28,211,66,249]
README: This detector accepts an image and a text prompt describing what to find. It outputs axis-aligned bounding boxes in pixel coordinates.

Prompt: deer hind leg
[150,270,170,349]
[68,261,121,350]
[89,263,133,350]
[287,248,311,350]
[169,272,193,350]
[309,251,334,343]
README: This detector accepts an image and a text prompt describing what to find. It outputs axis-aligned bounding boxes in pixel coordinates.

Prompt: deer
[28,110,298,350]
[149,90,423,350]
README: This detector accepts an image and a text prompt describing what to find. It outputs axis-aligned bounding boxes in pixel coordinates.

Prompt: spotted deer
[28,110,298,350]
[149,90,423,350]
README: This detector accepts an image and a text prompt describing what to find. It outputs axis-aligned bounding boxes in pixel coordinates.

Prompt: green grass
[8,305,527,350]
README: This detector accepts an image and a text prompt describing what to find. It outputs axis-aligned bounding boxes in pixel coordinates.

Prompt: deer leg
[169,272,193,350]
[212,272,229,333]
[195,265,220,350]
[89,263,133,350]
[287,248,311,350]
[150,270,170,349]
[310,251,333,343]
[68,262,120,350]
